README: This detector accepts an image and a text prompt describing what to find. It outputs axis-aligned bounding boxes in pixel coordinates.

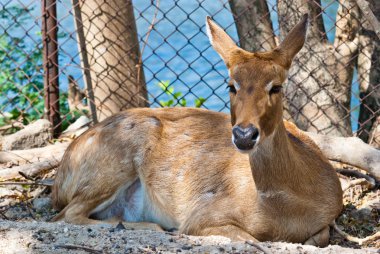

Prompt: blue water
[1,0,360,130]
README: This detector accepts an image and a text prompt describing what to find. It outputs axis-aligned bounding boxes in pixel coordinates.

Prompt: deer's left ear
[275,14,309,68]
[206,16,239,67]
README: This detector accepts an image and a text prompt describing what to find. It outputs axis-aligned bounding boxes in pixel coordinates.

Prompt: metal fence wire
[0,0,379,147]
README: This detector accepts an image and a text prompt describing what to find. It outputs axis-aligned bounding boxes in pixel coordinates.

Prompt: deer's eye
[227,85,237,94]
[269,86,282,95]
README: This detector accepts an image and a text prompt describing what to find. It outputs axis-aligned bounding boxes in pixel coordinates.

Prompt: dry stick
[0,142,69,164]
[337,169,376,187]
[355,0,380,40]
[341,178,369,192]
[18,171,36,181]
[136,0,160,105]
[0,158,60,181]
[72,0,98,123]
[0,210,8,220]
[0,181,53,187]
[245,240,271,254]
[332,221,380,245]
[55,244,103,254]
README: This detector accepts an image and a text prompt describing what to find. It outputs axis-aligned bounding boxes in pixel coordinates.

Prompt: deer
[52,14,343,247]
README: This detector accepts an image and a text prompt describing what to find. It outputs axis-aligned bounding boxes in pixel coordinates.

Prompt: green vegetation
[0,5,81,132]
[157,81,206,108]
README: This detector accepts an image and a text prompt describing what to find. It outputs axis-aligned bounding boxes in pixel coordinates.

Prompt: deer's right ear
[206,16,238,66]
[274,14,309,68]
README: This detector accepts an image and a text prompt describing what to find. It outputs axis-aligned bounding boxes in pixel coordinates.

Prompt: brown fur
[52,15,342,246]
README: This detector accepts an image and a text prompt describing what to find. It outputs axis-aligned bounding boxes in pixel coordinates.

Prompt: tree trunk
[229,0,276,52]
[230,0,360,136]
[78,0,147,121]
[357,0,380,146]
[278,0,359,136]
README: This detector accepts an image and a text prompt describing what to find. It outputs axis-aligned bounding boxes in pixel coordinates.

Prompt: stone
[33,197,52,211]
[2,119,52,150]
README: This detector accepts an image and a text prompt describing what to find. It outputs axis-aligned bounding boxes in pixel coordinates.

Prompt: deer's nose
[232,124,259,151]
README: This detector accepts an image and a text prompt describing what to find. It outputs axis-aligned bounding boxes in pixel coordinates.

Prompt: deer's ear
[275,14,309,68]
[206,16,238,66]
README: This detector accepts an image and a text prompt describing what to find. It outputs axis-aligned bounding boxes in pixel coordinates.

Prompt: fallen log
[306,132,380,181]
[0,158,60,181]
[0,142,69,164]
[0,142,69,181]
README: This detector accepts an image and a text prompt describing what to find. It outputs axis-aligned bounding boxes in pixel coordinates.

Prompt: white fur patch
[86,137,94,145]
[202,192,215,200]
[265,81,273,92]
[233,80,241,91]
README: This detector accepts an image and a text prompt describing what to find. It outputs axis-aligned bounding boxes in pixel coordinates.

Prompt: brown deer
[52,14,342,247]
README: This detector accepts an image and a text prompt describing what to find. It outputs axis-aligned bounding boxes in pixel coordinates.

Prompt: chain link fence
[0,0,379,146]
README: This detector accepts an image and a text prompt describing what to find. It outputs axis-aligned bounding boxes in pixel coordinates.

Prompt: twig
[245,240,271,254]
[332,221,380,245]
[55,244,103,254]
[0,210,9,220]
[72,0,98,123]
[337,169,376,190]
[0,181,53,187]
[0,158,60,181]
[341,178,368,192]
[18,171,36,181]
[136,0,160,105]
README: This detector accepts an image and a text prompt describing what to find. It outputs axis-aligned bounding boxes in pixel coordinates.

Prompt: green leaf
[179,98,187,107]
[173,92,182,99]
[195,97,206,108]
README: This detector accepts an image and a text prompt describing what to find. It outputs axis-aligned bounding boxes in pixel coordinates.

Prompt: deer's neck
[249,123,297,191]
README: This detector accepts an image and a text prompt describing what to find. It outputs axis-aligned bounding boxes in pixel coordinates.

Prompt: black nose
[232,124,259,150]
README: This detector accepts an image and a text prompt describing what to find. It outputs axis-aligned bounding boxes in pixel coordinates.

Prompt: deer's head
[206,14,308,152]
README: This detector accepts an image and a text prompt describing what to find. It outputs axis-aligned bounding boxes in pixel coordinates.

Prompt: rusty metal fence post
[42,0,61,137]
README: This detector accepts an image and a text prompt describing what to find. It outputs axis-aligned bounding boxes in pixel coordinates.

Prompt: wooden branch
[333,221,380,245]
[0,158,60,181]
[0,142,69,164]
[337,169,376,188]
[356,0,380,39]
[245,240,271,254]
[0,180,53,187]
[341,178,370,191]
[55,244,102,254]
[306,132,380,180]
[72,0,98,123]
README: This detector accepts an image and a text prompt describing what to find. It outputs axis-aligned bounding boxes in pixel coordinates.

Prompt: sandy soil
[0,220,379,254]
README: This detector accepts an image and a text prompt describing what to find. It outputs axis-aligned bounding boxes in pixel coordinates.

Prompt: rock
[33,197,52,211]
[2,119,52,150]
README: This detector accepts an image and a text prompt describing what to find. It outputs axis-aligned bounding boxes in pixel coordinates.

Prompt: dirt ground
[0,220,378,254]
[0,164,379,253]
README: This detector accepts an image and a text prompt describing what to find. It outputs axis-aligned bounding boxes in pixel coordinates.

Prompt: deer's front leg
[304,226,330,247]
[197,225,258,242]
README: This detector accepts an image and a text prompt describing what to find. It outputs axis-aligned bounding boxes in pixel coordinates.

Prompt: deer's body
[53,108,341,244]
[52,14,342,246]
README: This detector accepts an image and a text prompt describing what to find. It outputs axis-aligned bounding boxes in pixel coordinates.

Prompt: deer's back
[52,108,255,222]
